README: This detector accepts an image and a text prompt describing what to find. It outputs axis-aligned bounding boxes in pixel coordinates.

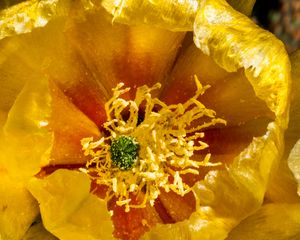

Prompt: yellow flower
[0,0,292,239]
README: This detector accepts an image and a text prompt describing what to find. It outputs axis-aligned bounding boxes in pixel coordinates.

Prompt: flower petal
[265,50,300,203]
[144,122,284,240]
[0,0,94,40]
[28,169,114,240]
[227,203,300,240]
[0,77,53,179]
[144,0,290,238]
[0,76,101,179]
[102,0,198,31]
[194,0,290,125]
[0,169,39,240]
[49,81,100,165]
[161,45,274,126]
[0,14,109,126]
[65,6,184,99]
[101,0,256,30]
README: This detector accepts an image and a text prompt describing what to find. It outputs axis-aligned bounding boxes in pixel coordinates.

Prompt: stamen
[81,76,226,211]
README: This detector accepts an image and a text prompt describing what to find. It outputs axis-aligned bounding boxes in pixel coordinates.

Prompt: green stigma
[110,136,139,170]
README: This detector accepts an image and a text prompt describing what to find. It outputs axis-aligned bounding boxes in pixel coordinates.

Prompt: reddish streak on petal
[113,27,185,99]
[153,197,176,224]
[49,81,101,165]
[90,180,109,199]
[157,189,196,222]
[160,76,197,105]
[107,194,163,240]
[114,54,155,99]
[59,80,107,127]
[36,164,85,178]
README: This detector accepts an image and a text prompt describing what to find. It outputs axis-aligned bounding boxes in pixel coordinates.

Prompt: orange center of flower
[81,77,226,212]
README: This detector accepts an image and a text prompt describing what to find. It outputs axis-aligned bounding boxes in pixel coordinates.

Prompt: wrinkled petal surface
[194,0,290,124]
[102,0,199,31]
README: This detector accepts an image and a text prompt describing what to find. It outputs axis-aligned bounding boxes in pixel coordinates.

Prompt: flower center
[110,136,139,170]
[81,77,226,212]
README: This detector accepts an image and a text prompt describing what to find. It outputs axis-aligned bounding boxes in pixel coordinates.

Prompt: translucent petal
[227,203,300,240]
[265,50,300,203]
[0,0,78,40]
[102,0,198,31]
[0,169,39,240]
[28,169,114,240]
[0,76,100,179]
[144,0,290,238]
[0,77,53,180]
[194,0,290,126]
[142,210,230,240]
[101,0,256,31]
[0,16,109,126]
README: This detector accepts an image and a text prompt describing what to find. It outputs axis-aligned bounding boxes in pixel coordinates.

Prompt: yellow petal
[144,0,290,238]
[66,6,184,99]
[0,169,39,240]
[0,77,53,180]
[194,0,290,125]
[143,123,284,239]
[0,12,109,126]
[0,35,41,130]
[102,0,198,31]
[227,203,300,240]
[101,0,256,30]
[142,211,230,240]
[0,0,94,40]
[265,50,300,203]
[288,140,300,197]
[28,169,114,240]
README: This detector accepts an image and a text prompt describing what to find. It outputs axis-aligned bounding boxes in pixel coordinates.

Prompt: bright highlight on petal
[82,77,225,212]
[0,0,79,40]
[102,0,199,31]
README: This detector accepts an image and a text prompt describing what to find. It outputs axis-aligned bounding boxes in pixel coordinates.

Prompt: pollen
[81,76,226,212]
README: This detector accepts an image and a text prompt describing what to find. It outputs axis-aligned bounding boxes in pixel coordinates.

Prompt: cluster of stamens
[81,77,226,212]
